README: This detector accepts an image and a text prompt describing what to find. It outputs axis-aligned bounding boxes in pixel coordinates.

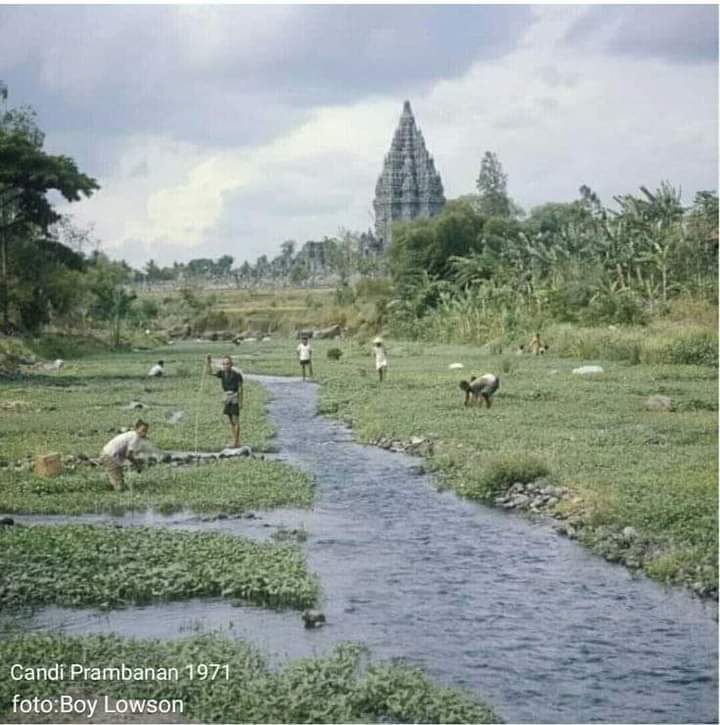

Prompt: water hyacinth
[0,525,319,610]
[0,634,500,724]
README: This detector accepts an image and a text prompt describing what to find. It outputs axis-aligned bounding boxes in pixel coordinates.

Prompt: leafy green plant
[0,635,500,724]
[0,525,319,609]
[666,332,718,366]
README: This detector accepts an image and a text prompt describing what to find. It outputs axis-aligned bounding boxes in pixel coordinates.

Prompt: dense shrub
[354,277,393,300]
[193,310,229,333]
[29,333,108,359]
[666,332,718,366]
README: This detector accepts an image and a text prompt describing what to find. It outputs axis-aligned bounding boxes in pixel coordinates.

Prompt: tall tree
[475,151,515,219]
[214,254,234,278]
[86,254,136,347]
[0,85,99,329]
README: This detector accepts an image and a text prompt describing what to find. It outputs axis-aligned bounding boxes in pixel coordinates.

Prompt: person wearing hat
[373,337,388,382]
[296,336,313,381]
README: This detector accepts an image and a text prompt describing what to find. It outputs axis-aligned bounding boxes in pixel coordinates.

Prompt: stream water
[5,375,718,724]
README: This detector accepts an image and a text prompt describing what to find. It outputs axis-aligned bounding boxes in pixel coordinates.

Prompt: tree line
[137,231,381,289]
[387,151,717,334]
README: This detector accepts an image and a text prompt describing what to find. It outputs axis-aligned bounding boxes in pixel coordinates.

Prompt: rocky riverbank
[368,434,718,604]
[1,447,257,474]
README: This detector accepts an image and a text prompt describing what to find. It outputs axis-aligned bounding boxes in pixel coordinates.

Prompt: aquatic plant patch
[0,634,500,724]
[0,458,313,516]
[0,525,319,610]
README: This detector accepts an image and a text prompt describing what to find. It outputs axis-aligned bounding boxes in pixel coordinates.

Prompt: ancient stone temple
[373,100,445,250]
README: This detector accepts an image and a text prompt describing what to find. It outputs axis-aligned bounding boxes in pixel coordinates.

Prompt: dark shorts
[300,360,311,366]
[223,402,240,418]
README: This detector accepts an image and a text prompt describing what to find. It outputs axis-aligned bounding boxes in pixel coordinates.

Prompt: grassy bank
[0,345,316,515]
[245,337,718,597]
[0,354,275,462]
[0,634,499,724]
[0,459,312,516]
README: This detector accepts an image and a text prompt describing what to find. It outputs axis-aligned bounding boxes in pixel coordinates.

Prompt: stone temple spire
[373,100,445,249]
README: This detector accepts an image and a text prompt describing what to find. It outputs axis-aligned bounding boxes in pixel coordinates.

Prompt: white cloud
[56,6,717,267]
[416,6,717,207]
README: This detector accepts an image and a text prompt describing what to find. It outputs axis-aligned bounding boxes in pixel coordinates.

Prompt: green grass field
[0,349,314,516]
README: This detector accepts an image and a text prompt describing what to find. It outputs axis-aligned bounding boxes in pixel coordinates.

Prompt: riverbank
[246,337,718,600]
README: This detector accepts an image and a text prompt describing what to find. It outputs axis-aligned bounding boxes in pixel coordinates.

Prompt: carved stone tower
[373,100,445,250]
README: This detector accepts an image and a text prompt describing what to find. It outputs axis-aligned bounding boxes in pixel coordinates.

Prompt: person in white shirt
[459,374,500,408]
[296,336,313,380]
[373,337,388,382]
[148,360,164,377]
[100,419,149,491]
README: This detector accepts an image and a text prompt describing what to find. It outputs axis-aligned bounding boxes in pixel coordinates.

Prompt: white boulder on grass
[572,365,604,376]
[448,362,464,370]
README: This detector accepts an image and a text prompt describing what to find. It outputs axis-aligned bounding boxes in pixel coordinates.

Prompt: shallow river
[6,375,718,724]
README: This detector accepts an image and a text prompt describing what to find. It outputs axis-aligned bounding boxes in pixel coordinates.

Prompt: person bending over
[100,419,149,491]
[459,374,500,408]
[207,354,244,448]
[148,360,164,377]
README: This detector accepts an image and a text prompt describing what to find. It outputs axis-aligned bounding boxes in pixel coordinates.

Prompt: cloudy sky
[1,4,717,268]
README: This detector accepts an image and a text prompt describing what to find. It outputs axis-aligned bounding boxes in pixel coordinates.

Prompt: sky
[1,3,718,269]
